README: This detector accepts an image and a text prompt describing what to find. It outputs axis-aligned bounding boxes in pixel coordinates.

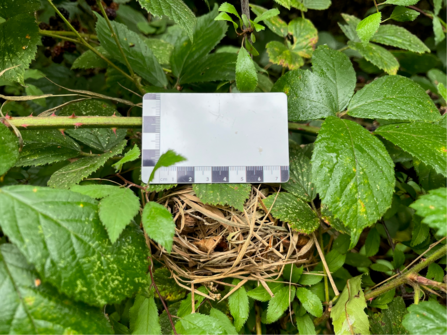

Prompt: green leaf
[296,314,317,335]
[365,227,380,257]
[0,122,19,175]
[150,149,186,182]
[218,2,242,21]
[410,188,447,237]
[148,183,177,192]
[266,41,304,70]
[426,262,444,282]
[0,13,39,84]
[296,287,323,317]
[72,47,108,69]
[132,294,161,335]
[392,249,405,268]
[95,13,166,87]
[369,288,396,309]
[332,275,370,335]
[303,0,331,10]
[356,12,381,44]
[283,264,304,283]
[0,186,148,306]
[274,0,291,10]
[272,69,336,121]
[438,83,447,100]
[402,300,447,335]
[411,215,430,246]
[250,4,288,37]
[312,45,356,112]
[376,123,446,176]
[247,282,283,302]
[370,297,409,334]
[236,47,258,92]
[265,284,296,324]
[414,158,446,192]
[348,75,439,121]
[345,253,372,267]
[434,0,443,15]
[315,250,346,273]
[137,0,196,42]
[154,267,186,301]
[0,244,113,334]
[282,144,316,201]
[433,16,446,45]
[210,308,238,335]
[229,279,249,331]
[263,193,319,234]
[215,12,238,29]
[312,117,395,248]
[113,145,141,171]
[253,8,280,23]
[193,183,251,211]
[371,25,429,53]
[288,18,318,58]
[348,41,399,75]
[0,0,40,19]
[145,39,175,66]
[177,286,208,317]
[25,84,46,107]
[48,140,126,189]
[176,313,226,335]
[339,13,361,42]
[298,272,324,286]
[390,6,420,22]
[142,201,175,252]
[384,0,420,4]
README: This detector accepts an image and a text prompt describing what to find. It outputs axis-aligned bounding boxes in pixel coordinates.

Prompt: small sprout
[68,113,76,119]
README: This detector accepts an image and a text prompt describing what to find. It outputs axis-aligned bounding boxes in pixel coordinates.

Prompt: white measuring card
[141,93,289,184]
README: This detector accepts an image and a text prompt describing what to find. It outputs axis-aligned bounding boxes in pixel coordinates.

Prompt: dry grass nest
[150,185,316,298]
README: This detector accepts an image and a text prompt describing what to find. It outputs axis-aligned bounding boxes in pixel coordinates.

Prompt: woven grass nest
[151,185,315,293]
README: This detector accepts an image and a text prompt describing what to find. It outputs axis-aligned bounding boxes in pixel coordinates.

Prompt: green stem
[39,30,79,43]
[40,29,98,41]
[288,122,320,134]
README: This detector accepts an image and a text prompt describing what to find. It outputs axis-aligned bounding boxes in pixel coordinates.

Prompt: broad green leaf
[428,68,447,87]
[411,215,430,246]
[179,52,236,84]
[210,309,237,335]
[434,0,443,15]
[150,149,186,182]
[236,47,257,92]
[371,25,429,53]
[229,279,249,331]
[48,140,126,189]
[171,7,227,85]
[70,184,121,199]
[390,6,420,21]
[312,45,356,112]
[345,252,372,267]
[296,314,317,335]
[348,75,439,121]
[426,262,444,282]
[332,275,370,335]
[215,12,239,29]
[274,0,291,9]
[288,18,318,58]
[145,39,175,66]
[0,123,19,175]
[322,205,352,235]
[370,297,409,334]
[265,284,296,324]
[193,183,251,211]
[433,16,445,45]
[402,300,447,335]
[296,287,323,317]
[137,0,196,42]
[303,0,331,10]
[438,83,447,100]
[410,188,447,237]
[263,192,319,234]
[154,267,186,301]
[282,144,316,201]
[132,294,161,335]
[392,249,405,268]
[384,0,420,4]
[332,234,351,254]
[414,158,446,191]
[142,202,175,252]
[95,13,167,87]
[0,0,40,19]
[218,2,242,21]
[376,123,446,176]
[348,41,399,75]
[0,186,148,306]
[113,145,141,171]
[364,227,380,257]
[338,13,361,42]
[72,47,108,69]
[368,288,395,309]
[271,69,337,121]
[0,244,113,334]
[247,282,283,302]
[16,130,80,167]
[25,84,46,107]
[283,264,304,283]
[356,12,381,44]
[298,272,324,286]
[59,100,126,152]
[253,8,280,23]
[176,313,226,335]
[312,117,395,248]
[315,250,346,273]
[266,41,304,70]
[177,286,208,317]
[250,4,288,37]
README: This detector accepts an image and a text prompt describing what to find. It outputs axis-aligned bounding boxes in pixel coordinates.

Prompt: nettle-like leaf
[356,12,381,44]
[229,279,250,332]
[0,0,40,84]
[0,244,113,334]
[176,313,226,335]
[332,275,370,335]
[296,287,323,317]
[132,294,162,335]
[348,41,399,75]
[371,25,430,53]
[376,123,446,176]
[410,188,447,237]
[95,12,167,87]
[402,300,447,335]
[390,6,420,22]
[137,0,196,41]
[348,76,440,122]
[302,0,332,10]
[0,123,19,175]
[0,186,148,306]
[142,201,176,252]
[236,47,258,92]
[312,117,394,248]
[264,284,296,324]
[48,140,126,189]
[193,183,251,211]
[263,192,320,234]
[250,4,288,37]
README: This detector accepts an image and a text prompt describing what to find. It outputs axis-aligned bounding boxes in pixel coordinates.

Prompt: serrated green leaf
[193,183,251,211]
[369,288,395,309]
[265,284,296,324]
[274,0,291,9]
[218,2,242,21]
[414,158,446,192]
[148,183,177,192]
[48,140,126,189]
[371,25,429,53]
[210,308,238,335]
[348,41,399,75]
[263,193,319,234]
[365,227,380,257]
[303,0,331,10]
[288,18,318,58]
[137,0,196,42]
[229,279,249,331]
[253,8,280,23]
[150,149,186,182]
[145,39,174,66]
[0,0,40,19]
[426,262,444,282]
[312,117,394,248]
[132,294,161,335]
[434,0,443,15]
[390,6,420,22]
[312,45,356,112]
[392,249,405,268]
[177,286,208,317]
[0,122,19,175]
[266,41,304,70]
[142,201,175,252]
[296,314,317,335]
[332,275,370,335]
[250,4,288,37]
[176,313,226,335]
[349,75,439,121]
[95,13,166,87]
[402,300,447,335]
[370,297,409,334]
[0,244,113,334]
[376,123,446,176]
[433,16,445,45]
[113,145,141,171]
[247,282,283,302]
[338,13,361,42]
[410,188,447,237]
[357,12,381,44]
[72,47,108,69]
[411,215,430,246]
[215,12,239,29]
[236,47,258,92]
[296,288,323,317]
[25,84,46,107]
[0,186,148,306]
[438,83,447,100]
[370,263,393,272]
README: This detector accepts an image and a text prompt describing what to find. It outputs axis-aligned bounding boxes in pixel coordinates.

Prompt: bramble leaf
[0,123,19,175]
[193,183,251,211]
[150,149,186,182]
[113,145,141,171]
[132,294,162,335]
[210,308,238,335]
[142,201,176,252]
[410,188,447,237]
[266,41,304,70]
[402,300,447,335]
[264,284,296,324]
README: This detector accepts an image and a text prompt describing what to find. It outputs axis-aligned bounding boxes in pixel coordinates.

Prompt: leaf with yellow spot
[288,17,318,58]
[266,41,304,70]
[348,41,399,75]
